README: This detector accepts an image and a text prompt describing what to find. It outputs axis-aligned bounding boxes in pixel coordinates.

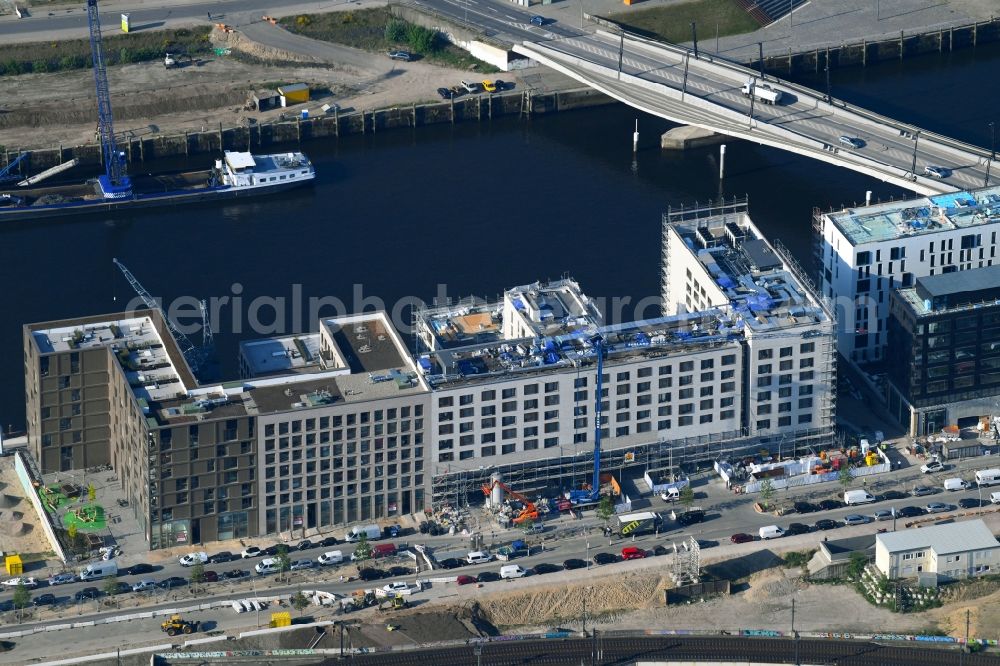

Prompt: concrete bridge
[515,31,995,195]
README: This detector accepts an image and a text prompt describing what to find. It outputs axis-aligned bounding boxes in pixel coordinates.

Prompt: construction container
[278,83,310,106]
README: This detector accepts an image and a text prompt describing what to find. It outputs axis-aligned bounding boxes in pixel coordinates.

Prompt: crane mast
[86,0,131,199]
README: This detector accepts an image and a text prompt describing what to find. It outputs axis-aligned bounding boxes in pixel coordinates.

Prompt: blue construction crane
[0,152,28,183]
[86,0,131,199]
[569,335,605,506]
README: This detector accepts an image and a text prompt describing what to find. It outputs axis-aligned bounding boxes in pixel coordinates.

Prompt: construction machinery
[378,595,408,612]
[0,152,27,184]
[86,0,132,199]
[481,479,538,525]
[568,335,606,507]
[160,614,199,636]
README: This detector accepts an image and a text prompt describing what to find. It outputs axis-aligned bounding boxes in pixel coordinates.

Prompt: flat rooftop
[506,278,604,338]
[897,265,1000,316]
[321,315,405,374]
[417,299,505,350]
[877,519,999,555]
[240,334,322,377]
[827,185,1000,245]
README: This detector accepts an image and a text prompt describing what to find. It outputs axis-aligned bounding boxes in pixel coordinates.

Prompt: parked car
[208,552,234,564]
[388,566,412,577]
[896,506,925,518]
[241,547,262,559]
[437,87,453,100]
[387,50,412,62]
[920,460,945,474]
[1,577,38,589]
[959,498,986,509]
[358,568,387,582]
[199,570,218,583]
[494,79,507,91]
[385,524,403,538]
[653,545,670,557]
[481,80,497,93]
[262,545,282,557]
[383,581,409,594]
[873,509,895,521]
[222,569,250,581]
[676,509,705,526]
[562,559,587,570]
[460,80,480,93]
[818,499,843,511]
[290,559,316,571]
[477,571,501,582]
[437,558,464,569]
[793,501,818,514]
[532,563,562,575]
[320,536,339,548]
[839,135,865,149]
[730,533,754,544]
[126,563,155,575]
[179,552,208,567]
[926,502,953,514]
[449,85,466,97]
[924,165,950,178]
[32,593,57,606]
[47,573,76,586]
[132,579,157,592]
[843,514,870,526]
[880,491,907,501]
[785,522,810,535]
[109,582,132,596]
[157,577,187,589]
[621,546,647,560]
[529,14,545,26]
[75,587,101,601]
[593,552,617,565]
[296,540,314,551]
[912,486,937,497]
[456,575,477,585]
[814,519,838,530]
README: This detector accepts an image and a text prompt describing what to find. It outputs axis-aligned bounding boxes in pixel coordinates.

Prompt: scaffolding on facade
[670,535,701,585]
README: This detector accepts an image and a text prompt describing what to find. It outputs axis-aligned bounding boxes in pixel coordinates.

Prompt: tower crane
[113,258,204,374]
[86,0,132,199]
[569,335,606,506]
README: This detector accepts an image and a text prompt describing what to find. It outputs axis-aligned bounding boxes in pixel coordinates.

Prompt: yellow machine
[160,614,199,636]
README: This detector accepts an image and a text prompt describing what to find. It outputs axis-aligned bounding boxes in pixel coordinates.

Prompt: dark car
[222,569,250,581]
[126,563,155,575]
[157,576,187,589]
[653,545,670,557]
[387,50,412,62]
[437,558,464,570]
[320,536,339,548]
[200,570,219,583]
[529,14,545,26]
[75,587,100,601]
[912,486,937,497]
[388,566,412,577]
[793,501,818,514]
[562,558,587,570]
[730,532,754,544]
[262,545,283,557]
[456,575,477,585]
[494,79,506,91]
[676,510,705,526]
[207,552,233,564]
[532,563,562,575]
[477,571,501,583]
[959,497,986,509]
[358,568,387,582]
[296,540,314,551]
[108,582,132,596]
[818,499,843,511]
[814,519,838,530]
[897,506,926,518]
[785,522,810,536]
[436,87,453,100]
[593,552,617,565]
[880,490,907,501]
[32,593,57,606]
[385,524,402,538]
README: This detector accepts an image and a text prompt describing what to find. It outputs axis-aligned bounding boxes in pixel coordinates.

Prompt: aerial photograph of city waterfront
[2,0,1000,664]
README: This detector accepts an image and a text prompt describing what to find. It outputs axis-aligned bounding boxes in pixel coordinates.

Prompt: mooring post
[296,116,301,143]
[899,30,904,60]
[184,131,189,156]
[139,137,144,163]
[412,103,416,128]
[334,107,339,137]
[862,39,867,66]
[218,121,223,150]
[450,96,455,124]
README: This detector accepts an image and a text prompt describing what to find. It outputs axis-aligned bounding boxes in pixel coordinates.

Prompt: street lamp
[986,121,996,187]
[250,575,260,628]
[911,131,921,180]
[586,541,591,569]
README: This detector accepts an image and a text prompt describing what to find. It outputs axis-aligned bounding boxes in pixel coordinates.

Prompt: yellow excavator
[160,614,199,636]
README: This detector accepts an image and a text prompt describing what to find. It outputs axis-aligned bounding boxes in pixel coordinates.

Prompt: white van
[466,551,493,565]
[943,478,969,491]
[500,564,527,579]
[318,550,343,566]
[975,469,1000,487]
[255,558,281,575]
[759,525,784,540]
[79,561,118,581]
[844,490,876,505]
[991,491,1000,505]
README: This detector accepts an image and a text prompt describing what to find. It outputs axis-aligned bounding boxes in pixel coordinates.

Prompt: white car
[843,514,870,526]
[920,460,944,474]
[924,165,950,178]
[131,579,157,592]
[873,509,895,521]
[290,559,316,571]
[2,577,38,589]
[241,546,262,559]
[383,581,409,594]
[178,552,208,567]
[838,135,865,149]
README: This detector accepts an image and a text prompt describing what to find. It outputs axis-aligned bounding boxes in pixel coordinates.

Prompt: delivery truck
[741,78,783,104]
[79,560,118,581]
[344,524,381,542]
[613,511,661,537]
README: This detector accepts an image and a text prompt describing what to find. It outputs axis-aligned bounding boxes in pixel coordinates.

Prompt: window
[758,349,773,360]
[758,364,772,374]
[856,250,871,265]
[722,354,736,366]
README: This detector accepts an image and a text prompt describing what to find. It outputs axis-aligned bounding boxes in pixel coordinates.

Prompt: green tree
[87,483,96,503]
[189,562,205,588]
[595,495,615,527]
[275,545,292,582]
[353,532,373,562]
[838,465,854,492]
[67,523,77,540]
[102,575,120,601]
[384,19,406,43]
[758,479,774,510]
[11,582,30,613]
[679,485,695,512]
[406,24,438,53]
[290,590,310,615]
[847,552,868,580]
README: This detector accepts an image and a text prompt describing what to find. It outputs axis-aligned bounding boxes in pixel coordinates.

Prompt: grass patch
[0,26,213,76]
[782,550,815,568]
[280,8,498,72]
[602,0,759,45]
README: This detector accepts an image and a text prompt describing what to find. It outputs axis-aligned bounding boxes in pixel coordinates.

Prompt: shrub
[406,24,439,52]
[384,19,406,43]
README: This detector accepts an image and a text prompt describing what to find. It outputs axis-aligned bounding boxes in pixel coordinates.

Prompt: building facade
[815,185,1000,363]
[875,520,1000,581]
[886,266,1000,435]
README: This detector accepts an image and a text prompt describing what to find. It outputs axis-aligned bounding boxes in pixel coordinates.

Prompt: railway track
[339,635,1000,665]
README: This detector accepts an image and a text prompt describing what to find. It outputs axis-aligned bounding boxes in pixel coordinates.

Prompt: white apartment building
[815,185,1000,363]
[875,520,1000,582]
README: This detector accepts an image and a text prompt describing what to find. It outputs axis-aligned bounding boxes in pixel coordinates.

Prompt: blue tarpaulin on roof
[512,298,525,311]
[544,352,559,364]
[418,357,432,370]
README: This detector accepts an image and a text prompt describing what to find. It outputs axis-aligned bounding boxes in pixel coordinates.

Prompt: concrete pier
[661,126,728,150]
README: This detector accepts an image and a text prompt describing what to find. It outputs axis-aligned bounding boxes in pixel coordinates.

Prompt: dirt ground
[0,457,53,563]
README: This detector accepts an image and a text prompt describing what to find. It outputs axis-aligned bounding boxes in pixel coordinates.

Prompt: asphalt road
[344,635,1000,666]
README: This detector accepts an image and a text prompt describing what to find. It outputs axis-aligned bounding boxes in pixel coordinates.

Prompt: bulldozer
[378,595,408,612]
[160,614,199,636]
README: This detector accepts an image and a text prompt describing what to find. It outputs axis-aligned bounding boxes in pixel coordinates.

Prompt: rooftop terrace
[240,333,322,377]
[827,184,1000,245]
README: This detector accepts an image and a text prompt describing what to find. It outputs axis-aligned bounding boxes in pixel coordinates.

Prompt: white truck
[79,560,118,581]
[844,489,876,505]
[976,469,1000,487]
[344,524,381,542]
[741,78,783,105]
[178,551,208,567]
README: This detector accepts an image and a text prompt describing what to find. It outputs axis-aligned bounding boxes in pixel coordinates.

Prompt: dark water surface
[2,42,999,430]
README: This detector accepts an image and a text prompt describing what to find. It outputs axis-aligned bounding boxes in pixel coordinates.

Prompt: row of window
[757,343,816,359]
[262,407,422,437]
